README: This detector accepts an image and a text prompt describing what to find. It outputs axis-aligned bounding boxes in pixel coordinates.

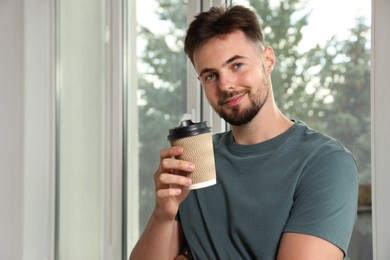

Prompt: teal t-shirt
[178,121,358,259]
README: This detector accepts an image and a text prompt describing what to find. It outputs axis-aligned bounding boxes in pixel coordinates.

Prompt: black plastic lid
[167,120,210,140]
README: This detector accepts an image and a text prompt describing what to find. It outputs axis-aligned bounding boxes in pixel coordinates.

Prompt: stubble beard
[216,86,269,126]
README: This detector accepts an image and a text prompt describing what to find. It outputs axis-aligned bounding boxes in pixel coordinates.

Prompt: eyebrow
[198,55,247,78]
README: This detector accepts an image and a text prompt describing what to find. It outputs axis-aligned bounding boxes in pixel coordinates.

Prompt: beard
[215,87,269,126]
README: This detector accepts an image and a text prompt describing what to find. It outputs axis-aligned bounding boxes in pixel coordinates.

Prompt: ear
[262,46,275,74]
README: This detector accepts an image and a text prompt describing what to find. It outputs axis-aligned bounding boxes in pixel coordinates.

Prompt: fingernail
[186,178,193,186]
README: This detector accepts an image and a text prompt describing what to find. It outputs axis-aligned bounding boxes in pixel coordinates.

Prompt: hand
[153,146,194,221]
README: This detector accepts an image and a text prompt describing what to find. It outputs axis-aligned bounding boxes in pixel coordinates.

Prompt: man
[130,5,358,260]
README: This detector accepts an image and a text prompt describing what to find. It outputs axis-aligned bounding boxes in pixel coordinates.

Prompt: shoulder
[292,121,356,164]
[285,123,358,254]
[212,131,231,147]
[291,121,358,187]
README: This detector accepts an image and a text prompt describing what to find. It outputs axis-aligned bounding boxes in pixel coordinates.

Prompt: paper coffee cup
[168,120,217,190]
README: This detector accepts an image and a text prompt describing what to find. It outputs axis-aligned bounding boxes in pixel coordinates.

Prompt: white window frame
[125,0,139,256]
[187,0,229,134]
[103,0,124,259]
[371,0,390,259]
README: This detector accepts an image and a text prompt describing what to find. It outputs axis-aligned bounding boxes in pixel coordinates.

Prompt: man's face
[193,30,273,126]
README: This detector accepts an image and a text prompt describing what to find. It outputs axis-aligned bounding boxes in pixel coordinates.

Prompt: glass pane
[233,0,372,259]
[127,0,189,251]
[56,0,105,259]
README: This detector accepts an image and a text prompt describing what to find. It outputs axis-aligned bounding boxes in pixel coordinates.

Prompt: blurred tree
[303,19,371,183]
[249,0,325,128]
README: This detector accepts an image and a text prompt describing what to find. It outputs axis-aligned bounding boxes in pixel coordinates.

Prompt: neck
[230,96,293,145]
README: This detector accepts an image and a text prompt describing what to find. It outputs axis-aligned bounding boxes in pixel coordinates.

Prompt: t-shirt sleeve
[283,148,358,255]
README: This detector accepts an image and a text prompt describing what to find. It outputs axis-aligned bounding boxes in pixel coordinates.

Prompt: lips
[221,92,247,107]
[226,94,245,106]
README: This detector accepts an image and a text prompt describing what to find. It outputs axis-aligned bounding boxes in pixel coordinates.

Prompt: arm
[278,149,358,259]
[277,233,343,260]
[130,146,194,260]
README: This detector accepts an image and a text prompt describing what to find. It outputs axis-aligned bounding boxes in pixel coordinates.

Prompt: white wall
[371,0,390,259]
[0,0,55,259]
[0,0,25,259]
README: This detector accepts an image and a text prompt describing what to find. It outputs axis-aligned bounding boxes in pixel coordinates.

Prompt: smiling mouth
[220,92,247,107]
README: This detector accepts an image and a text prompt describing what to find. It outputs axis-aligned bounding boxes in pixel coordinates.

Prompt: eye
[204,73,217,82]
[233,62,244,69]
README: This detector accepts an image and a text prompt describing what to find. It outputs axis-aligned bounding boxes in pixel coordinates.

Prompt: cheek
[238,72,258,91]
[203,87,219,104]
[252,68,269,88]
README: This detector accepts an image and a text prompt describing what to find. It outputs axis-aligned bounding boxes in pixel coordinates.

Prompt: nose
[217,70,234,92]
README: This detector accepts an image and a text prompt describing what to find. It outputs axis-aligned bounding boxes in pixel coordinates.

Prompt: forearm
[131,146,192,260]
[130,211,179,260]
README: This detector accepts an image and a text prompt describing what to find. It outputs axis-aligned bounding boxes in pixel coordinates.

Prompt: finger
[160,158,195,173]
[160,146,184,159]
[156,187,182,199]
[159,173,192,187]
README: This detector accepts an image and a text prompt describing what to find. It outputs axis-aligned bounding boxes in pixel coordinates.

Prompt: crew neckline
[226,120,302,154]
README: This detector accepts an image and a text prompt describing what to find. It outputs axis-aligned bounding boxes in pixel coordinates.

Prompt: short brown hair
[184,5,264,63]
